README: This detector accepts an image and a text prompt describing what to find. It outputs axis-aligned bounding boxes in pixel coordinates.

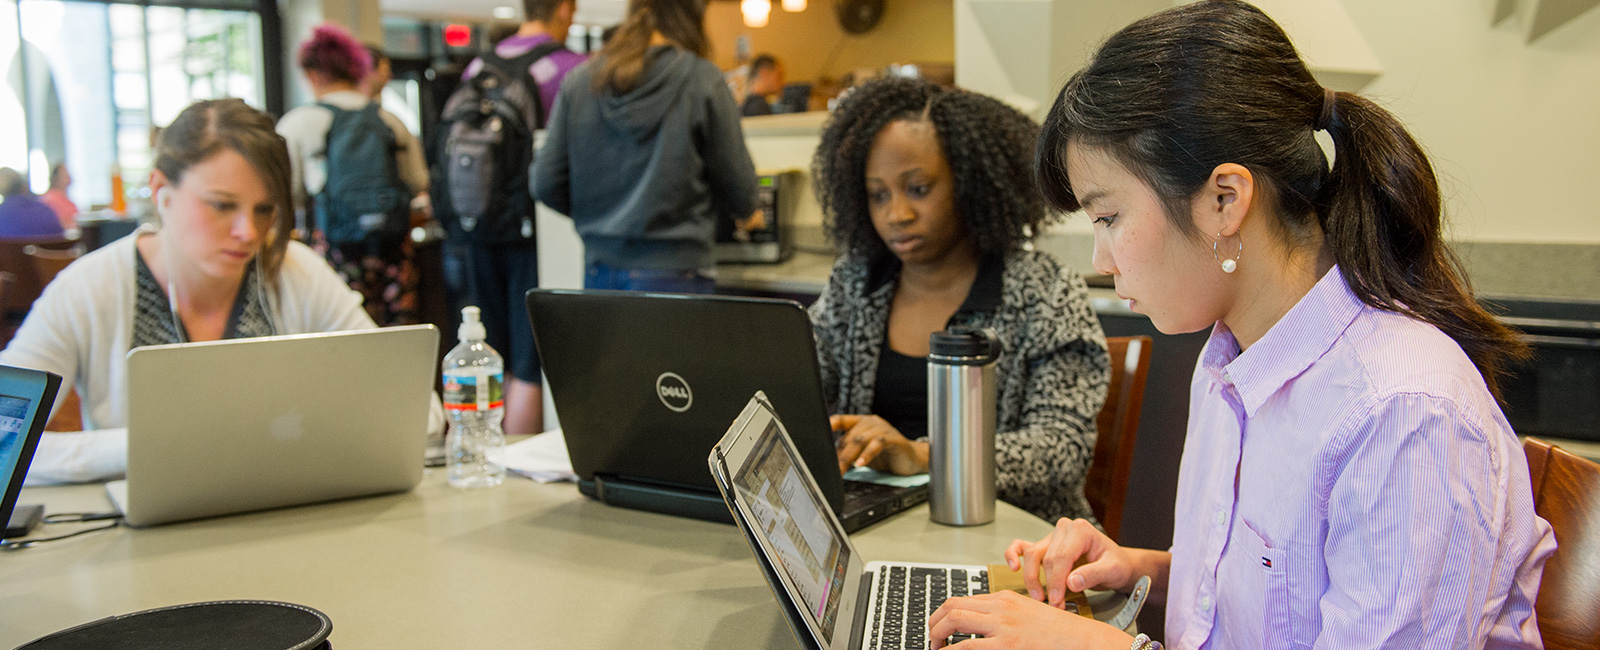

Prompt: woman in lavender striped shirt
[928,2,1558,649]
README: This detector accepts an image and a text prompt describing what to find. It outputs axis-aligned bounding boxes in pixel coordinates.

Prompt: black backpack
[314,103,411,244]
[433,43,563,244]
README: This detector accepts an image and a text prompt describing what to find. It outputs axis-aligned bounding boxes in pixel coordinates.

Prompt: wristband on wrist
[1130,633,1162,650]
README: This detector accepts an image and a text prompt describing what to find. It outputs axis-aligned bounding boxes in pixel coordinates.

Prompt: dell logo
[656,372,693,412]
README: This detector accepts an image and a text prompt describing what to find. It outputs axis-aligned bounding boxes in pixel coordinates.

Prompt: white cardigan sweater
[2,232,443,484]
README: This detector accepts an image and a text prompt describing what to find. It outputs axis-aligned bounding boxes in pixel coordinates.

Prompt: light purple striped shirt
[1166,266,1556,649]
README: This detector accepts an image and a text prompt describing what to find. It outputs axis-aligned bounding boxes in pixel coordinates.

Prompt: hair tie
[1315,87,1337,131]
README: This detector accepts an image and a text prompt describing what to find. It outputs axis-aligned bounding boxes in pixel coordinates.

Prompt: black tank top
[871,346,929,441]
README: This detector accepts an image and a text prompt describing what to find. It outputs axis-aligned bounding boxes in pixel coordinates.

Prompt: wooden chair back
[1085,335,1152,540]
[23,243,80,287]
[0,238,77,317]
[1524,437,1600,650]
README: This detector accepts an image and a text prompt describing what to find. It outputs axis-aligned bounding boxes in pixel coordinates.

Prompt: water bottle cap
[458,306,487,342]
[928,327,1003,364]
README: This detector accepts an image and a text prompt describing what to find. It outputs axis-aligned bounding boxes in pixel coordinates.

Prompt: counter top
[741,110,829,137]
[713,245,1131,313]
[715,249,834,296]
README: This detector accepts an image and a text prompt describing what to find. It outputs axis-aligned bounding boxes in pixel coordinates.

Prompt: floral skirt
[313,231,420,327]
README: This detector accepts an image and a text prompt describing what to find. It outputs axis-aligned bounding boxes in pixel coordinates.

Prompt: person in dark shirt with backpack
[434,0,584,437]
[278,23,428,327]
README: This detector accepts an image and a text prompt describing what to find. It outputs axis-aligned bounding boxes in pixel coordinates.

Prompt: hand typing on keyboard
[868,566,987,650]
[926,591,1131,650]
[926,517,1164,649]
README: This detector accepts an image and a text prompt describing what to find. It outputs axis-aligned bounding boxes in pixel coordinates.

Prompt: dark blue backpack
[315,103,411,244]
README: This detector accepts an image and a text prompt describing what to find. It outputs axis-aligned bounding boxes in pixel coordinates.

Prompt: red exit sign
[444,24,472,48]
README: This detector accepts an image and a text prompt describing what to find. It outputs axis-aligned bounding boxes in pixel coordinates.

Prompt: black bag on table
[17,600,334,649]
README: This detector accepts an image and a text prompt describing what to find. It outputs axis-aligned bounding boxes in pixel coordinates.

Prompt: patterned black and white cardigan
[808,249,1111,523]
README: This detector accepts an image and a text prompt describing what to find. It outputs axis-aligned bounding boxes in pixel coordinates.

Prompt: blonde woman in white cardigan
[1,99,442,484]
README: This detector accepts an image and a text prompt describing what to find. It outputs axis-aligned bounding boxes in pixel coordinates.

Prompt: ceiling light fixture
[742,0,771,27]
[492,6,516,19]
[782,0,805,11]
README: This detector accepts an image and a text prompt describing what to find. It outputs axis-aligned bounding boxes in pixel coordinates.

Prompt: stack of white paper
[503,429,576,483]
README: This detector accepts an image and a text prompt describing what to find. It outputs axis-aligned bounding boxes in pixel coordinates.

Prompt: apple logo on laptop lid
[271,409,306,442]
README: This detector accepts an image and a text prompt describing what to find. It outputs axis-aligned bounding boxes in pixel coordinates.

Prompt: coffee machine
[715,171,799,264]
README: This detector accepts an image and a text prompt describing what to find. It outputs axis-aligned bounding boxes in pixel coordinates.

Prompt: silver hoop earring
[1213,230,1242,274]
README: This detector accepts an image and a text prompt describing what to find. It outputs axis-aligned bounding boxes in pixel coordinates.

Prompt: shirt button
[1199,595,1213,612]
[1214,510,1226,527]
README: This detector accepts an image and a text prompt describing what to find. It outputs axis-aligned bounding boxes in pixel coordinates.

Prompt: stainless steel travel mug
[927,327,1002,526]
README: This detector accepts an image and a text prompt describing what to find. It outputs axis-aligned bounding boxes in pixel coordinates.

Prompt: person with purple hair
[277,23,428,327]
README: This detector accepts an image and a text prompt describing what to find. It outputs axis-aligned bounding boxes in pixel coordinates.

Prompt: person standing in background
[533,0,759,295]
[278,23,428,327]
[440,0,585,438]
[39,164,78,231]
[740,53,782,116]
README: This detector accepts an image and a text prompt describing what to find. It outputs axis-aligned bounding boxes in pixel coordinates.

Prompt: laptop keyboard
[866,565,988,650]
[842,480,902,510]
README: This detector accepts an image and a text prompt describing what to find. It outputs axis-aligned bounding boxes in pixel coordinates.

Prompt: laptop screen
[733,418,852,644]
[0,394,34,490]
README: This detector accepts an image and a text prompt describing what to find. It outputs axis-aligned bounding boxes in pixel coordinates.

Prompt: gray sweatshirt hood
[596,46,702,134]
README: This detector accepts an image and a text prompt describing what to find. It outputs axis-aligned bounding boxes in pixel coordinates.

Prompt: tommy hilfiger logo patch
[1261,557,1273,569]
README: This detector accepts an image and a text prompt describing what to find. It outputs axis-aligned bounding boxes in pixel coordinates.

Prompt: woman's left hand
[832,414,928,475]
[927,591,1133,650]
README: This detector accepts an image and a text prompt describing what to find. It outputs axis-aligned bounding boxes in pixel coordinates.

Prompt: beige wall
[704,0,954,84]
[1337,0,1600,244]
[1047,1,1600,246]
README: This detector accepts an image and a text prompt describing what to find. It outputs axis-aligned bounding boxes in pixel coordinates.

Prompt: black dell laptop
[526,289,927,533]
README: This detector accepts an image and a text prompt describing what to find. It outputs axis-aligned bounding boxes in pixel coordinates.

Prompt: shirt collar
[1200,265,1364,417]
[498,32,554,50]
[866,253,1005,316]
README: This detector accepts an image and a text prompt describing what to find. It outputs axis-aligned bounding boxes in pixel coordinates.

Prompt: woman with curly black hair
[809,77,1110,523]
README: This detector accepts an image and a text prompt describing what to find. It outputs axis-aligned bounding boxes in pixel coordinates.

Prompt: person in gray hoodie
[533,0,758,293]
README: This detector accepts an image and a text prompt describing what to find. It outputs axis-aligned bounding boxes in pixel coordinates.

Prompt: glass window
[0,0,27,173]
[11,0,265,211]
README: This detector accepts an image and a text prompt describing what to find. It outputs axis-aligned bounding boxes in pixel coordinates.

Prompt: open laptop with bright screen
[106,325,438,527]
[0,365,62,539]
[710,392,989,650]
[527,289,927,533]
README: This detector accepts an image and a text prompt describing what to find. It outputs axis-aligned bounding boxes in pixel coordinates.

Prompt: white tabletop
[2,471,1061,648]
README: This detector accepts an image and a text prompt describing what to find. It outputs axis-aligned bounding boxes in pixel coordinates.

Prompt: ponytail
[594,5,656,94]
[594,0,708,95]
[1317,92,1528,399]
[1036,0,1526,400]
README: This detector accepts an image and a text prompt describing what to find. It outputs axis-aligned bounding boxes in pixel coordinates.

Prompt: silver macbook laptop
[710,392,990,650]
[107,325,438,527]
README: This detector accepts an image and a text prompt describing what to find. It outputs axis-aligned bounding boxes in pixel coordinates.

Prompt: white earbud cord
[160,231,277,345]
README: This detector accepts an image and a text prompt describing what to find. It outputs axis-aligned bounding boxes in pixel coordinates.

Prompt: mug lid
[929,327,1003,363]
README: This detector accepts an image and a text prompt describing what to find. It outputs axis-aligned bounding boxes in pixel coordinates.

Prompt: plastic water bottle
[443,306,506,488]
